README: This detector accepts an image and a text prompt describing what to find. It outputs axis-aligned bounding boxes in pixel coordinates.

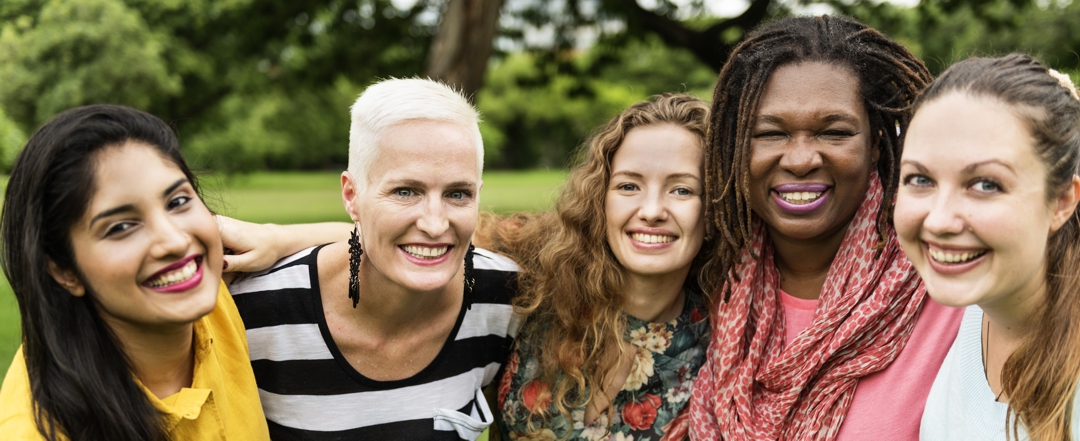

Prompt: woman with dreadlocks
[687,15,964,440]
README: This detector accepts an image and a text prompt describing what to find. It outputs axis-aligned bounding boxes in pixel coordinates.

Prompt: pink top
[780,290,963,440]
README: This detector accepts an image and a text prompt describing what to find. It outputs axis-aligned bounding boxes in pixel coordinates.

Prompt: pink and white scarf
[688,173,926,440]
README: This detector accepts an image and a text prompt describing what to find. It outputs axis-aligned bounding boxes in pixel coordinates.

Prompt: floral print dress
[497,291,710,441]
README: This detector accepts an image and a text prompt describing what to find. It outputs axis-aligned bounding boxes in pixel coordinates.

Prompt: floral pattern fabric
[498,291,710,441]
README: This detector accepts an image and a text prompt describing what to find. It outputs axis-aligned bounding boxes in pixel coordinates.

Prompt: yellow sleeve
[0,347,49,441]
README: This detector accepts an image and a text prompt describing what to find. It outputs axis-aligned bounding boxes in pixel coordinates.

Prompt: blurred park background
[1,0,1079,376]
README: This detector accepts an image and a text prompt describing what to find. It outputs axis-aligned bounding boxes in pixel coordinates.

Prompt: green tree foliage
[839,0,1080,74]
[0,106,26,171]
[0,0,181,125]
[0,0,434,172]
[1,0,1078,173]
[478,34,716,168]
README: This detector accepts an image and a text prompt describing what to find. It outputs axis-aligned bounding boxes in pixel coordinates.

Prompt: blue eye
[447,190,471,200]
[903,174,933,187]
[674,187,693,196]
[616,183,639,192]
[972,179,1001,193]
[394,188,416,198]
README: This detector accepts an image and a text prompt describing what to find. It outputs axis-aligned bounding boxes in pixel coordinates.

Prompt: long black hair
[1,104,202,441]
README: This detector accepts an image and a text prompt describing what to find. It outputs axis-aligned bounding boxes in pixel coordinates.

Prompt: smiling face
[748,61,879,244]
[344,120,481,294]
[605,123,705,283]
[58,142,222,332]
[895,92,1072,311]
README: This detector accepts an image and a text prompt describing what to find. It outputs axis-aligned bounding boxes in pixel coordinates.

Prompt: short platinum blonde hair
[348,78,483,192]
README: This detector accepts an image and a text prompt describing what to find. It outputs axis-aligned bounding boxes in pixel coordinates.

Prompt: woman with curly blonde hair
[489,93,721,440]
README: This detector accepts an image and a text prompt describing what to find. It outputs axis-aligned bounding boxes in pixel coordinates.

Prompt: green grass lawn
[0,169,565,380]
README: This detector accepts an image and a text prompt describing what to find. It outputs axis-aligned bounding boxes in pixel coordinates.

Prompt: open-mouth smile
[401,244,450,259]
[144,255,204,292]
[629,233,676,244]
[928,248,987,264]
[924,242,989,275]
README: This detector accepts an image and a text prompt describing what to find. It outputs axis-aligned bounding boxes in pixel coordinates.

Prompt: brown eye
[167,196,191,210]
[105,222,135,238]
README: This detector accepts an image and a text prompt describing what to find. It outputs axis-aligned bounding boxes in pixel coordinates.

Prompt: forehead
[757,61,865,119]
[905,93,1036,167]
[612,124,703,175]
[83,143,185,216]
[369,120,479,184]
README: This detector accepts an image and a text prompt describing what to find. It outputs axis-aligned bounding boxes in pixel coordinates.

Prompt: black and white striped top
[230,245,519,440]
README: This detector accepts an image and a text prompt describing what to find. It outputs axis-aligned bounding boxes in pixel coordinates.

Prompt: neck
[980,274,1048,403]
[621,268,689,323]
[326,248,463,336]
[769,224,848,300]
[981,277,1047,347]
[105,318,195,400]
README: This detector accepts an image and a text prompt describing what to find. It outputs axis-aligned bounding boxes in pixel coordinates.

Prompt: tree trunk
[425,0,505,101]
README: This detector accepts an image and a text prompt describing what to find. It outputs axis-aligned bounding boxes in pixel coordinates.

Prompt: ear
[1050,174,1080,233]
[341,171,362,223]
[47,260,86,297]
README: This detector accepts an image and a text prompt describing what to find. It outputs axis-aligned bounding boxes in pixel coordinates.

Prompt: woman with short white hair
[226,78,519,440]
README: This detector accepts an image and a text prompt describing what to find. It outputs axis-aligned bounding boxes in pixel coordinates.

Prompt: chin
[397,272,458,294]
[922,281,982,308]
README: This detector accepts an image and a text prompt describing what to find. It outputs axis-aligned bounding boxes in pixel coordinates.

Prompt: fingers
[217,215,252,252]
[222,251,277,273]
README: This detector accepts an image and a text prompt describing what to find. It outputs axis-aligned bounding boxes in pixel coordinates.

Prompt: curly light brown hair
[481,93,720,434]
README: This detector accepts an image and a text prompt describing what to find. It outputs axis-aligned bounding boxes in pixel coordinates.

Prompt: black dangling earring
[463,243,476,310]
[348,224,363,308]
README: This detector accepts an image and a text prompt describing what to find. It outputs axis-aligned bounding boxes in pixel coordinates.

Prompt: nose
[778,135,824,177]
[416,197,450,238]
[922,190,966,236]
[148,215,191,259]
[637,188,669,224]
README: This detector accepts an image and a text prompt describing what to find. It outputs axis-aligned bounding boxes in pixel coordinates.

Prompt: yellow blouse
[0,282,269,440]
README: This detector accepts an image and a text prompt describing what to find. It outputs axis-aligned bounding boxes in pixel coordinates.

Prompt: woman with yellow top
[0,104,269,440]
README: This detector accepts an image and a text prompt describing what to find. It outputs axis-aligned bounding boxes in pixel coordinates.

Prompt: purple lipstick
[772,183,830,214]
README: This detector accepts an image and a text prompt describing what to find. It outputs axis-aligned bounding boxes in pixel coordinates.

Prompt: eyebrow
[899,160,930,173]
[611,171,644,179]
[89,178,188,228]
[386,179,477,189]
[901,159,1016,175]
[963,159,1015,174]
[611,171,702,181]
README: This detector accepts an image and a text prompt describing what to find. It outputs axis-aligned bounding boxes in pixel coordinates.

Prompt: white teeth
[402,245,449,259]
[630,233,675,244]
[779,191,823,203]
[928,248,985,264]
[146,259,198,288]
